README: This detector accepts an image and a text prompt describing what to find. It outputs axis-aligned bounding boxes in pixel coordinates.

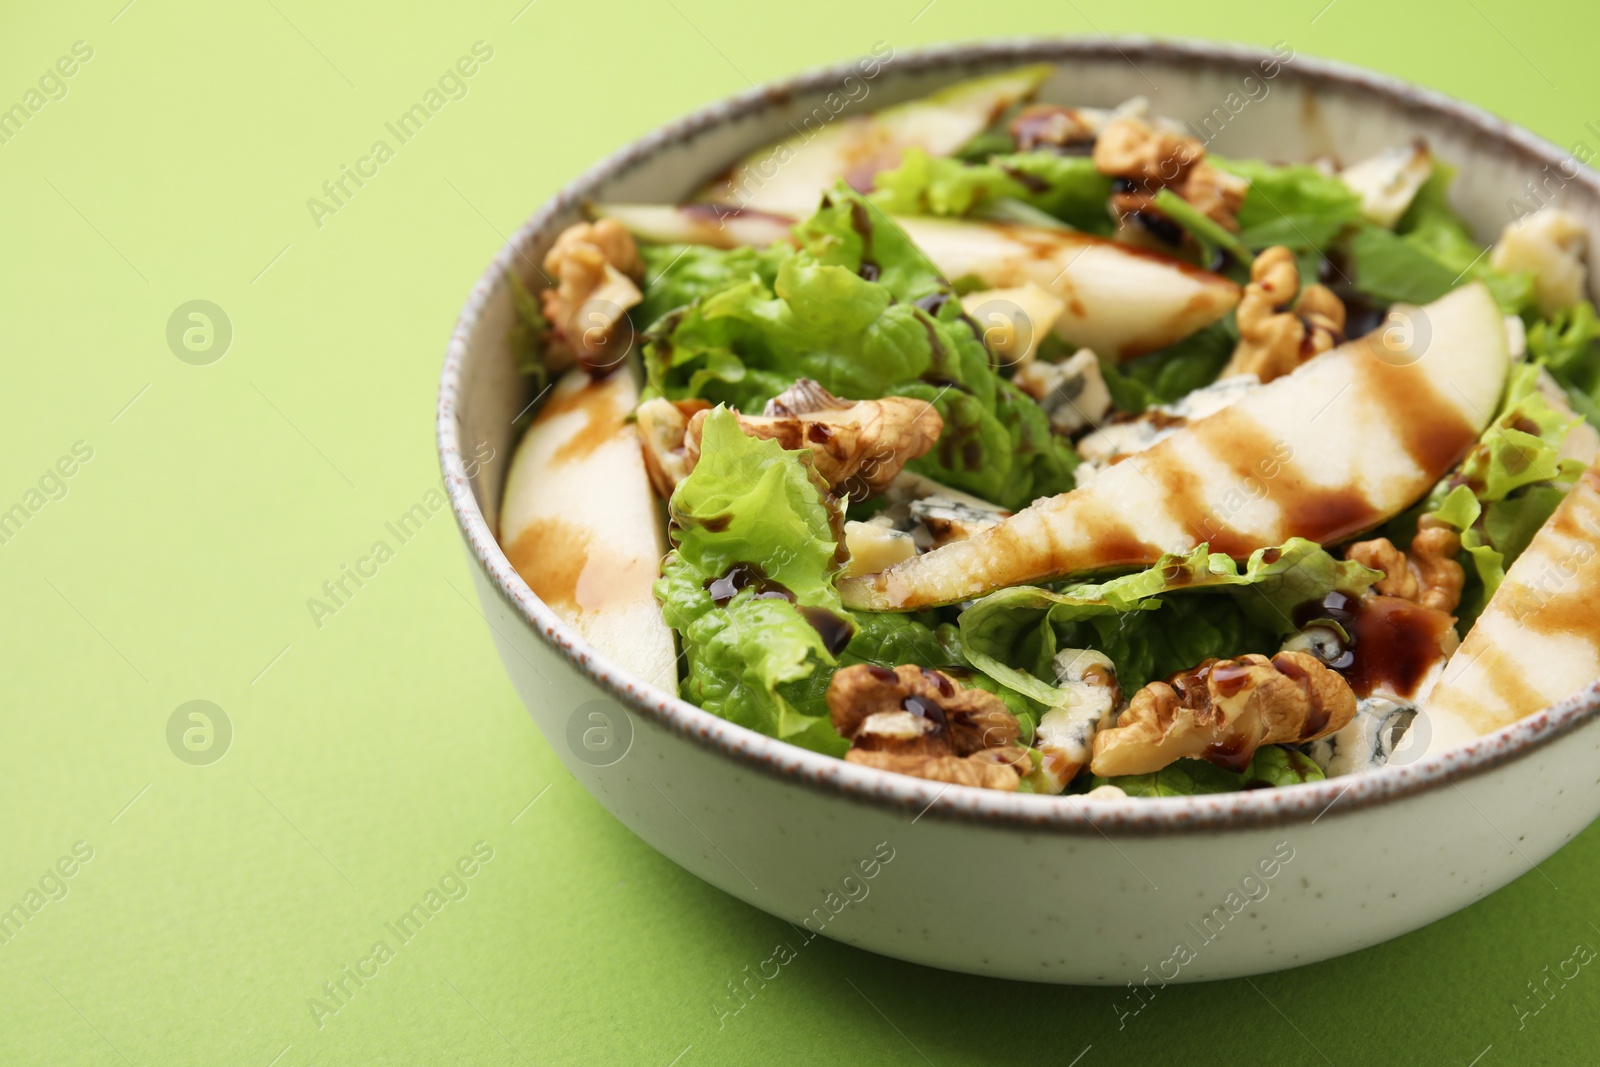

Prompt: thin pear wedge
[896,216,1241,359]
[839,283,1510,611]
[591,202,798,250]
[500,363,678,686]
[695,65,1052,216]
[593,204,1239,359]
[1419,461,1600,752]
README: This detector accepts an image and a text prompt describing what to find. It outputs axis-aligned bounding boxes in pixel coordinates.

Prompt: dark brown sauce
[799,605,855,657]
[848,198,880,281]
[705,561,794,606]
[920,668,955,697]
[704,562,854,654]
[548,382,628,466]
[1143,450,1258,558]
[1357,339,1479,478]
[1294,589,1359,630]
[1281,487,1383,546]
[1208,660,1255,699]
[999,164,1052,194]
[1339,595,1456,699]
[1203,733,1253,773]
[901,694,948,732]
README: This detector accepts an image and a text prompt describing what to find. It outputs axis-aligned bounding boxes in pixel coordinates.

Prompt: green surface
[3,0,1597,1063]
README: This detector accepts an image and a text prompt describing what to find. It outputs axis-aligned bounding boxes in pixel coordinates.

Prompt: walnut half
[1089,651,1356,777]
[684,381,943,501]
[827,664,1028,790]
[1346,515,1464,614]
[1222,246,1347,383]
[539,219,644,373]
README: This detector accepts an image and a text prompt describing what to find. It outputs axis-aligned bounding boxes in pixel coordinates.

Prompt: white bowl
[437,38,1600,984]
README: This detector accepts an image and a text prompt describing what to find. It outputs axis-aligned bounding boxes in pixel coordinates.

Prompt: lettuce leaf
[959,539,1382,705]
[1098,317,1239,412]
[1152,187,1250,264]
[1347,163,1533,314]
[1530,301,1600,430]
[1090,746,1325,796]
[654,408,853,755]
[869,147,1114,233]
[1213,157,1363,255]
[635,243,790,331]
[1421,362,1584,623]
[507,269,553,397]
[643,185,1077,508]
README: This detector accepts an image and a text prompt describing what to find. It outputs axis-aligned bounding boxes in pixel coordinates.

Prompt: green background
[3,0,1596,1063]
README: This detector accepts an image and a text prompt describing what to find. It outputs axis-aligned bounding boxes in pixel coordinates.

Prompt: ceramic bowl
[437,38,1600,984]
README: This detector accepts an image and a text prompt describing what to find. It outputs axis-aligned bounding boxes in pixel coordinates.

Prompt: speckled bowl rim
[438,36,1600,837]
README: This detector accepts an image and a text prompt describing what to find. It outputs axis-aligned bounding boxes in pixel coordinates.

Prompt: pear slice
[896,217,1240,359]
[1419,461,1600,752]
[695,65,1052,216]
[592,202,798,251]
[500,363,678,687]
[839,283,1509,611]
[593,205,1239,360]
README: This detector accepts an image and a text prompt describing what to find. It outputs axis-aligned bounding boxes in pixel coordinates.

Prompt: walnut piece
[1093,116,1204,189]
[827,664,1027,791]
[1092,118,1245,235]
[539,219,644,372]
[1089,651,1356,777]
[1222,246,1347,383]
[1178,161,1249,231]
[1346,515,1464,613]
[1009,104,1097,152]
[684,381,944,501]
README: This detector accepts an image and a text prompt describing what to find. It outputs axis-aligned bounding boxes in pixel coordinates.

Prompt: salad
[498,65,1600,797]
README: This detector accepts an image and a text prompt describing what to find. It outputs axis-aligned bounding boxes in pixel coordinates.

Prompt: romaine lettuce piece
[1213,157,1363,256]
[1347,163,1534,314]
[654,408,853,754]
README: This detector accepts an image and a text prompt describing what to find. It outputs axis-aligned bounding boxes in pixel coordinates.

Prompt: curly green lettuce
[869,147,1115,233]
[1420,363,1583,624]
[656,416,1040,748]
[654,408,853,755]
[634,242,791,330]
[642,184,1077,508]
[959,539,1382,706]
[1530,300,1600,429]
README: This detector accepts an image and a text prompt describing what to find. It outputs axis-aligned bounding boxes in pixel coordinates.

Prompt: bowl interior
[441,37,1600,830]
